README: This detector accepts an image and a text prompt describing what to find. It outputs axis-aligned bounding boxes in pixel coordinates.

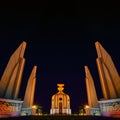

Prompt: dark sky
[0,2,120,113]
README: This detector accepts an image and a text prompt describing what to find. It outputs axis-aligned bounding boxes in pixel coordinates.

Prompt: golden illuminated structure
[50,84,71,114]
[0,41,26,99]
[23,66,37,108]
[95,41,120,99]
[85,66,98,108]
[0,98,23,117]
[21,66,37,116]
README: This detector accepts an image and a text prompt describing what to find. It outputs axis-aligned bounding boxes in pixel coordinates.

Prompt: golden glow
[32,105,37,109]
[84,105,90,109]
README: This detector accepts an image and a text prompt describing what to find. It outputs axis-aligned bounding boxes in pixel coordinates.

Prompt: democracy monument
[50,84,71,115]
[0,41,120,118]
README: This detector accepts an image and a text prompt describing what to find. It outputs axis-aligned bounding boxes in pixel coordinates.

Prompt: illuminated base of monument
[84,107,101,116]
[0,98,23,118]
[50,108,71,115]
[21,108,32,116]
[98,98,120,118]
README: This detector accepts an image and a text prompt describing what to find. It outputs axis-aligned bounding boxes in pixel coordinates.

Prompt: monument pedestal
[0,98,23,118]
[50,108,71,115]
[85,107,100,116]
[21,107,32,116]
[99,98,120,118]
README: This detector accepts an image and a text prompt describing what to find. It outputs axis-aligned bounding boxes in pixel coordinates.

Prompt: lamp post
[32,105,38,115]
[32,105,43,115]
[84,105,90,115]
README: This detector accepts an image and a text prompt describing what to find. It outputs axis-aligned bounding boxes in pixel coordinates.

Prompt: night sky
[0,2,120,113]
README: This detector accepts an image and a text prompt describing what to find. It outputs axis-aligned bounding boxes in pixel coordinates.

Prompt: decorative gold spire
[57,84,64,92]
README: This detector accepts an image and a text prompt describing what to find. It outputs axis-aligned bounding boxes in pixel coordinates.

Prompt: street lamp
[84,105,90,109]
[84,105,90,115]
[31,105,43,115]
[32,105,38,115]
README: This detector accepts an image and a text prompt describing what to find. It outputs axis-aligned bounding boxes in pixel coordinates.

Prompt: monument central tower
[50,84,71,115]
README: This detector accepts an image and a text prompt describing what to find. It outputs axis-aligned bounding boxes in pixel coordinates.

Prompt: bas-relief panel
[0,100,23,115]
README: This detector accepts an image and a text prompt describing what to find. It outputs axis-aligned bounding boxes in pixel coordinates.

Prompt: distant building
[50,84,71,115]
